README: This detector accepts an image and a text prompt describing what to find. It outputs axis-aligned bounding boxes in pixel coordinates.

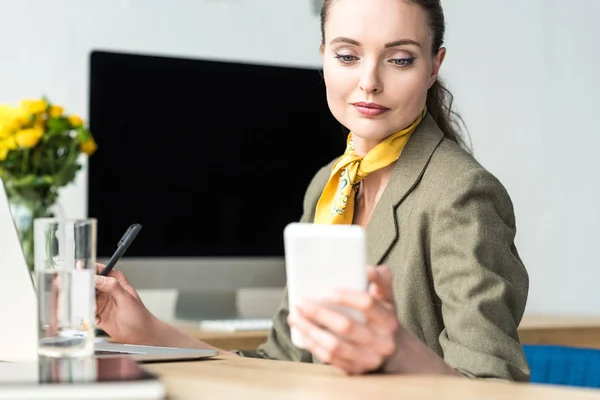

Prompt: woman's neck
[353,163,395,227]
[351,136,384,157]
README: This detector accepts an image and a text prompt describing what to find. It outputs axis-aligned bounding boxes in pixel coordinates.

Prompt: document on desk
[199,318,273,332]
[0,356,165,399]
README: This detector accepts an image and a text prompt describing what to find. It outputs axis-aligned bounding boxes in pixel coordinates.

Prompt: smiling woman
[92,0,531,382]
[319,0,465,154]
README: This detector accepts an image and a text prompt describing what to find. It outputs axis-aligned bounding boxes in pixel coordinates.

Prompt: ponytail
[426,78,470,152]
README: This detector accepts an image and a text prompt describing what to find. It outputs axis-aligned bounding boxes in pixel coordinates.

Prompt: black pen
[99,223,142,276]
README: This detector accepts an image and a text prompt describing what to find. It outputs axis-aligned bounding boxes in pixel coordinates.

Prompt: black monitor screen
[88,50,345,258]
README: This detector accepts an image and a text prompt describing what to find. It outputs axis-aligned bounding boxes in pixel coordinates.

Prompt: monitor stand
[175,290,238,320]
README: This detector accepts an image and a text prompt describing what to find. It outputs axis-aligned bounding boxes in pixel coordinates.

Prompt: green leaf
[47,117,70,135]
[54,162,80,187]
[76,126,91,142]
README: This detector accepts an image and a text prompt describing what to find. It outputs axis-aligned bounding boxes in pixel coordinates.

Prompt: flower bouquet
[0,98,97,270]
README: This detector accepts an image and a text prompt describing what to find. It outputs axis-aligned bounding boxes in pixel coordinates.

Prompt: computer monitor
[87,50,345,293]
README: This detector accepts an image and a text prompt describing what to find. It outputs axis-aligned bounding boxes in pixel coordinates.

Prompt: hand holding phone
[283,222,368,349]
[99,224,142,276]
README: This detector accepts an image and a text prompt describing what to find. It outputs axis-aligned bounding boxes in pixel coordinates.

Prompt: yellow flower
[49,105,64,118]
[15,128,44,149]
[0,126,10,139]
[80,137,97,155]
[34,116,46,130]
[20,99,48,115]
[5,135,17,150]
[0,135,17,161]
[0,104,29,135]
[68,115,83,128]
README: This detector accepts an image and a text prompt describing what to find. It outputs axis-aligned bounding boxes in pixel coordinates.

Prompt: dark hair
[320,0,470,151]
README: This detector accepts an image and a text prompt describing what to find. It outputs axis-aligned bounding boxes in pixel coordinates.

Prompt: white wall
[0,0,323,219]
[442,0,600,315]
[1,0,599,316]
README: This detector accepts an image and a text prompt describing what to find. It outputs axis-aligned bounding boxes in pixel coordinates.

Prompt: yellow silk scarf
[314,108,426,224]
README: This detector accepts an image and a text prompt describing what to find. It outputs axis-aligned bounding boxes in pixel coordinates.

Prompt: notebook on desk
[0,178,218,363]
[0,356,165,399]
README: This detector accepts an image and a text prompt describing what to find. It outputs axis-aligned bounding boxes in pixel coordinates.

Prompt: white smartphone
[283,222,368,349]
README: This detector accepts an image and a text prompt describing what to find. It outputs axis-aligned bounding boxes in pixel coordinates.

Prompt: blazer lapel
[366,114,444,265]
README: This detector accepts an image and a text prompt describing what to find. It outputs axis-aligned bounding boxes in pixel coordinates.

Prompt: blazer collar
[366,113,444,265]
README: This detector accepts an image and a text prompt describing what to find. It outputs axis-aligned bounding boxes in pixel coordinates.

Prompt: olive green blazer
[238,114,530,381]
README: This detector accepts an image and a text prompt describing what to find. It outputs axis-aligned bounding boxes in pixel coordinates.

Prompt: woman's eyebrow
[329,36,421,49]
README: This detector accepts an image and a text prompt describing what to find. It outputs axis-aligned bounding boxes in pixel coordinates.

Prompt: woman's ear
[319,42,325,56]
[429,47,446,88]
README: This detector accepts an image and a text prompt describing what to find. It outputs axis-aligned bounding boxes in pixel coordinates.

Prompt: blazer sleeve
[234,286,313,362]
[430,167,530,381]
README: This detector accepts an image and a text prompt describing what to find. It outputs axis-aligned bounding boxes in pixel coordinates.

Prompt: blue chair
[523,344,600,388]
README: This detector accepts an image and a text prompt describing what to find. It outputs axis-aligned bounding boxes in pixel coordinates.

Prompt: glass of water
[33,218,97,358]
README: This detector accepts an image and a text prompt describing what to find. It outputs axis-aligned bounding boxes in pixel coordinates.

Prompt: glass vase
[8,195,62,272]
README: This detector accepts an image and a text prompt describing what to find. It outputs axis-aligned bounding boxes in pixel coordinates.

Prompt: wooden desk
[170,315,600,353]
[145,355,600,400]
[518,315,600,349]
[172,320,268,351]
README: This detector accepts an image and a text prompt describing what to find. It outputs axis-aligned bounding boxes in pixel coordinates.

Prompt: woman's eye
[334,54,358,64]
[390,58,415,68]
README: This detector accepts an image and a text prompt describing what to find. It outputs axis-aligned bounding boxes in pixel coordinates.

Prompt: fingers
[323,290,397,332]
[94,266,136,327]
[94,262,141,303]
[94,275,122,294]
[295,299,372,344]
[94,274,132,327]
[367,265,395,303]
[284,264,399,375]
[288,310,382,374]
[295,299,396,357]
[95,263,126,283]
[94,274,135,303]
[95,263,105,274]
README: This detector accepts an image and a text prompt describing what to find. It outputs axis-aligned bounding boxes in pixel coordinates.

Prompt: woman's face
[321,0,445,154]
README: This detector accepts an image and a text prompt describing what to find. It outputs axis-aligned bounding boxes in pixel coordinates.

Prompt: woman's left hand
[287,265,399,375]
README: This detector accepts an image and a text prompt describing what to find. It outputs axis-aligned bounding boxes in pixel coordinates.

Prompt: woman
[94,0,530,381]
